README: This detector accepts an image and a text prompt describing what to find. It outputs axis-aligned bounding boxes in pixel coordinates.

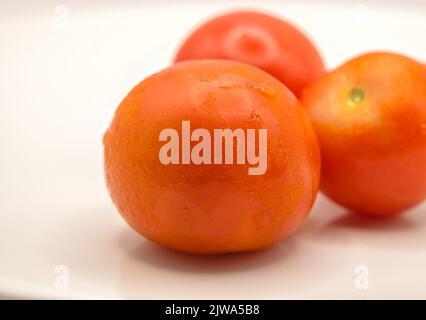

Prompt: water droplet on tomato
[252,84,277,98]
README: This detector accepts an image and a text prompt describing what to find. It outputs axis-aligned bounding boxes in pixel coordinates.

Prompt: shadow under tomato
[117,228,297,274]
[301,205,426,252]
[326,211,417,232]
[115,228,337,299]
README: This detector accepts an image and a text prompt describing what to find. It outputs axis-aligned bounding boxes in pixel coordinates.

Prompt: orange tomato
[104,60,320,254]
[301,52,426,216]
[174,11,325,98]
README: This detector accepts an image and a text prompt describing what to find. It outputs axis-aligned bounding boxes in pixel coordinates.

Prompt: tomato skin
[174,11,325,98]
[104,60,320,254]
[301,52,426,216]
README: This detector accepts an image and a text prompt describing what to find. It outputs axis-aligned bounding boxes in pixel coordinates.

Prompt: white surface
[0,0,426,299]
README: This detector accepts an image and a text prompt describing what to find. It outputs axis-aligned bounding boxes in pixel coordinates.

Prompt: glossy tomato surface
[104,60,320,254]
[302,52,426,216]
[174,11,325,98]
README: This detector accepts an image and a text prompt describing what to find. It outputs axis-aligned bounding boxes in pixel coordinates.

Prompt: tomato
[174,11,325,98]
[104,60,320,254]
[301,52,426,216]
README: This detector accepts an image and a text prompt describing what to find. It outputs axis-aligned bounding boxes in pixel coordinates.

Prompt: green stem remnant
[347,88,365,107]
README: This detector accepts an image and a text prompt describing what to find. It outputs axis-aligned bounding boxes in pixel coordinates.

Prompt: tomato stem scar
[347,88,365,107]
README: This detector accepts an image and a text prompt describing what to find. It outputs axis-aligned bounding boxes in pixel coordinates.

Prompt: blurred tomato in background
[174,10,325,97]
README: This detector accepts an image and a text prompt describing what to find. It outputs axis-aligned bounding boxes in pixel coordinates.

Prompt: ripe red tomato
[104,60,320,254]
[301,52,426,216]
[174,11,325,98]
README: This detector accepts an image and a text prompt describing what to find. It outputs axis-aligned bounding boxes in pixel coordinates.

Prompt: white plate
[1,0,426,299]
